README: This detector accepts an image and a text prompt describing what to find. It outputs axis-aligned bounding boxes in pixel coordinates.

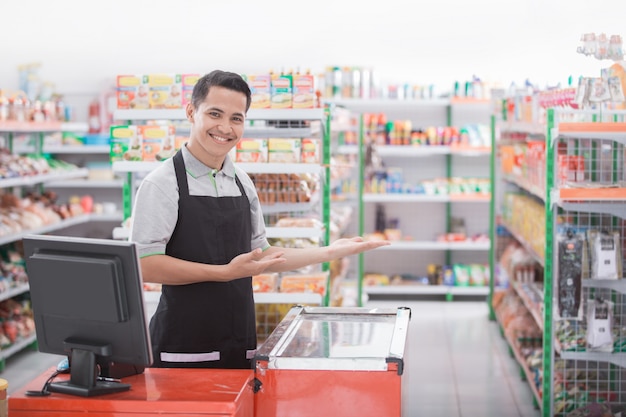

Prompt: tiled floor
[2,300,541,417]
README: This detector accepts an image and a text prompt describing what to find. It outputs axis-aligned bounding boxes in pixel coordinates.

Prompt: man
[130,70,388,369]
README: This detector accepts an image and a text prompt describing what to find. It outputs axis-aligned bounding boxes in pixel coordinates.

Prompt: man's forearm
[262,246,331,273]
[140,254,230,285]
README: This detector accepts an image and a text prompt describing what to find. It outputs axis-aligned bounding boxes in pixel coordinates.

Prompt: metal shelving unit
[341,99,493,302]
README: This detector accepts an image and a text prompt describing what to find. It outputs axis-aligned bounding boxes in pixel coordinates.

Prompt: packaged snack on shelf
[236,138,268,163]
[116,75,149,110]
[181,74,200,107]
[279,272,328,295]
[292,72,315,109]
[586,297,614,352]
[246,74,271,109]
[110,125,139,162]
[268,138,301,163]
[139,125,175,162]
[557,230,584,320]
[146,74,182,109]
[301,138,320,163]
[270,71,293,109]
[252,273,279,293]
[586,229,622,280]
[275,217,322,228]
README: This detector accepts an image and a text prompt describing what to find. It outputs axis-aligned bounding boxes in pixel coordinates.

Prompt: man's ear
[186,103,195,122]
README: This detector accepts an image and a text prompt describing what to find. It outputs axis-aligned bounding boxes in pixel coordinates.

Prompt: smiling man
[129,70,389,370]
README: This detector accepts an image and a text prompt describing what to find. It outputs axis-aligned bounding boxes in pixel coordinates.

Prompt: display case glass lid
[255,306,411,372]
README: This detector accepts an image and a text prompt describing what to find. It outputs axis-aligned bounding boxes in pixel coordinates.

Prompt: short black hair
[191,70,251,112]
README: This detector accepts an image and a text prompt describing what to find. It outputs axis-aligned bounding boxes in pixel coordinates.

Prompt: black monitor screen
[23,234,153,397]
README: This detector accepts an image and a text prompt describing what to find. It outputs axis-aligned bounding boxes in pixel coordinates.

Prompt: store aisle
[3,301,540,417]
[364,299,541,417]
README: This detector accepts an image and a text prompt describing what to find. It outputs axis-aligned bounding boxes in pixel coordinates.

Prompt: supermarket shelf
[238,162,323,175]
[0,168,89,189]
[364,285,489,296]
[554,186,626,202]
[266,227,324,239]
[143,289,322,305]
[582,278,626,293]
[112,161,162,173]
[374,240,490,251]
[559,350,626,368]
[244,126,319,138]
[0,283,30,303]
[496,312,543,409]
[44,179,124,188]
[260,201,318,214]
[0,213,120,246]
[363,193,490,203]
[43,145,111,154]
[375,145,491,157]
[114,108,325,122]
[511,281,544,331]
[0,121,88,133]
[0,333,37,362]
[499,221,545,267]
[556,122,626,143]
[499,121,546,136]
[503,175,545,201]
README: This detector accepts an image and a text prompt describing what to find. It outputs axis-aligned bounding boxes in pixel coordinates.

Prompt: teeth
[212,135,229,142]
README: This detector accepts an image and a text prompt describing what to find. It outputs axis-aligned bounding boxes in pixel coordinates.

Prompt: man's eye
[233,117,243,123]
[208,111,220,118]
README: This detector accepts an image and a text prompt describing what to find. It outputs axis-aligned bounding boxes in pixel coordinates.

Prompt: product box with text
[181,74,200,107]
[116,75,149,110]
[247,74,271,109]
[110,125,139,161]
[146,74,182,109]
[236,138,268,163]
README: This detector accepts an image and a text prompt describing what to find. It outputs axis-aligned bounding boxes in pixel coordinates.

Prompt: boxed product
[236,138,268,163]
[247,74,271,109]
[270,72,293,109]
[279,272,328,295]
[110,125,139,162]
[252,273,279,293]
[300,138,320,163]
[268,138,301,163]
[146,73,182,109]
[139,125,176,162]
[181,74,200,107]
[292,72,316,109]
[116,75,149,110]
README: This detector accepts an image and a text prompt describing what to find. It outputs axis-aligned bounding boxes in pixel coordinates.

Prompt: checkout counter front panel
[253,306,411,417]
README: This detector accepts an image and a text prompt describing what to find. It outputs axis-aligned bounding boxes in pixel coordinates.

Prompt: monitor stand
[48,346,131,397]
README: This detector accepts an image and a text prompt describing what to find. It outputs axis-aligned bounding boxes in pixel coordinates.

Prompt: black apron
[149,150,256,369]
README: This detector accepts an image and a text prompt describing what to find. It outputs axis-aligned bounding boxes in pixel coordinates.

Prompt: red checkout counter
[9,306,410,417]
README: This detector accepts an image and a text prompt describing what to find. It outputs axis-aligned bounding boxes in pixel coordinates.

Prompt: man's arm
[261,237,389,273]
[140,248,286,285]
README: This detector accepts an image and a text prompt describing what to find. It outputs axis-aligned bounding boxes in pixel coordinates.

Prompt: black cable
[24,370,60,397]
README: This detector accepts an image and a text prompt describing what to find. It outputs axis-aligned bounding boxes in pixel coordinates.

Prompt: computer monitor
[23,234,153,397]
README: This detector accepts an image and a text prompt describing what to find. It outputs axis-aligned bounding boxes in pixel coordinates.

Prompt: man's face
[186,86,247,168]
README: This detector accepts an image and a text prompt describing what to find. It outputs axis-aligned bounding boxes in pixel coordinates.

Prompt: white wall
[2,0,624,111]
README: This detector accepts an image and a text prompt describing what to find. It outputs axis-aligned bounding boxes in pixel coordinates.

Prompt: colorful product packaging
[116,75,149,110]
[110,125,139,161]
[268,138,301,163]
[139,125,176,161]
[146,74,182,109]
[300,138,320,163]
[247,74,271,109]
[236,138,268,163]
[181,74,200,107]
[292,72,315,108]
[270,72,293,109]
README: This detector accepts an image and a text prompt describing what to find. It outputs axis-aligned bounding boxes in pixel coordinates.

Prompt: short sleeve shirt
[129,145,269,258]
